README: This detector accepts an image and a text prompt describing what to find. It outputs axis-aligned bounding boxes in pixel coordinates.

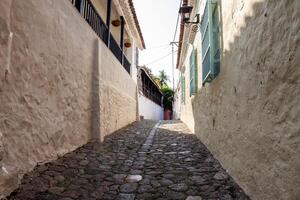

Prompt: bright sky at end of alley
[133,0,181,88]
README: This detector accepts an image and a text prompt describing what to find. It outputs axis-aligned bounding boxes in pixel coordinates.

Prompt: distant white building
[173,80,181,120]
[138,67,164,120]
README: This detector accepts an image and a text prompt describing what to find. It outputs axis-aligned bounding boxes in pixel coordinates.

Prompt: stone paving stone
[120,183,138,193]
[186,196,202,200]
[160,178,174,186]
[130,169,143,175]
[7,120,250,200]
[126,175,143,183]
[213,172,229,180]
[169,183,189,192]
[117,193,135,200]
[137,184,153,193]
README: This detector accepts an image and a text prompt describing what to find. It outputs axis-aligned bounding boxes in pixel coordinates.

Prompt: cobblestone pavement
[8,120,250,200]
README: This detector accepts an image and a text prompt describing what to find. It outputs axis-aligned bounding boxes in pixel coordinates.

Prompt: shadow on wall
[191,0,300,200]
[90,39,101,141]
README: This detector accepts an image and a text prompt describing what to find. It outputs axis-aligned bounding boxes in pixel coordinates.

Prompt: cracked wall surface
[0,0,137,197]
[187,0,300,200]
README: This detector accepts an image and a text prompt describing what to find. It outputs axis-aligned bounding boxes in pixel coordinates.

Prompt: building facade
[176,0,300,199]
[138,67,164,121]
[173,81,182,120]
[0,0,145,197]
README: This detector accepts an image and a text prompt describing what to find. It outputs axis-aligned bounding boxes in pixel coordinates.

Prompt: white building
[173,80,182,120]
[175,0,300,199]
[138,67,164,120]
[0,0,146,197]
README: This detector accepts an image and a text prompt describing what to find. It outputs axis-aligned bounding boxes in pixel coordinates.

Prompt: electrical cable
[172,0,183,42]
[142,50,178,66]
[144,44,170,51]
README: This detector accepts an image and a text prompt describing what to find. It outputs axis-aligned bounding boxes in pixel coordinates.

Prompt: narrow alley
[8,121,249,200]
[1,0,299,199]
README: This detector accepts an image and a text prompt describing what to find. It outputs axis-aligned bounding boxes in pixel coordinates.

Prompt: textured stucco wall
[190,0,300,199]
[98,38,137,141]
[0,0,137,197]
[180,97,195,133]
[173,82,182,120]
[179,44,197,133]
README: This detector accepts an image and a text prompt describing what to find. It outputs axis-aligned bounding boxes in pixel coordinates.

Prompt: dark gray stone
[138,184,153,193]
[214,172,228,180]
[120,183,138,193]
[130,169,143,175]
[169,183,189,192]
[48,186,65,194]
[160,178,174,186]
[165,191,186,200]
[117,193,135,200]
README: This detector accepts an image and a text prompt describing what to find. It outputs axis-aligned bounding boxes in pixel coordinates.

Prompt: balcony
[69,0,131,74]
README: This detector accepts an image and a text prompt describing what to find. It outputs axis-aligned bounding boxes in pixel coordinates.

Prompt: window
[181,74,186,104]
[201,0,220,85]
[189,49,198,96]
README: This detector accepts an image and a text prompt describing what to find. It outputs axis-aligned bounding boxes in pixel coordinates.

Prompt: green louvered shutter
[201,1,210,83]
[189,49,198,96]
[211,0,220,75]
[201,0,220,84]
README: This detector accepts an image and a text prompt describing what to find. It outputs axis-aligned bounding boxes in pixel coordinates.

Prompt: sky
[133,0,181,89]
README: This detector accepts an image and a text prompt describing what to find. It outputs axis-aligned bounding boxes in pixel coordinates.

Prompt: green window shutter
[194,49,198,92]
[189,49,198,96]
[189,50,195,96]
[211,0,220,75]
[201,2,210,83]
[201,0,220,85]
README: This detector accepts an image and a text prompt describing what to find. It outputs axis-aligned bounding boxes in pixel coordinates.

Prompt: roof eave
[128,0,146,49]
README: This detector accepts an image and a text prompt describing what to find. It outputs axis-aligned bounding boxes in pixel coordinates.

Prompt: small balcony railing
[123,56,131,74]
[109,36,122,63]
[69,0,131,74]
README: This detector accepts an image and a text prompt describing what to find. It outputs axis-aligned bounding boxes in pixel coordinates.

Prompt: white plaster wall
[98,36,137,141]
[179,44,196,133]
[179,0,300,199]
[138,94,163,121]
[129,41,137,82]
[173,84,182,120]
[91,0,107,21]
[0,0,137,197]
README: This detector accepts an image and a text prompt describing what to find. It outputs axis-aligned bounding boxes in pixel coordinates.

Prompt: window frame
[200,0,220,85]
[189,49,198,96]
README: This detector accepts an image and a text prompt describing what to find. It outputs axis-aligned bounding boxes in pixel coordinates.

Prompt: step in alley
[7,120,249,200]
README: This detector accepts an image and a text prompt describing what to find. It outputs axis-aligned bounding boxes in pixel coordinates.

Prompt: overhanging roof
[139,66,163,95]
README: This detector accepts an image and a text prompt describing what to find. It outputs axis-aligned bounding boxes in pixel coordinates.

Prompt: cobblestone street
[8,120,249,200]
